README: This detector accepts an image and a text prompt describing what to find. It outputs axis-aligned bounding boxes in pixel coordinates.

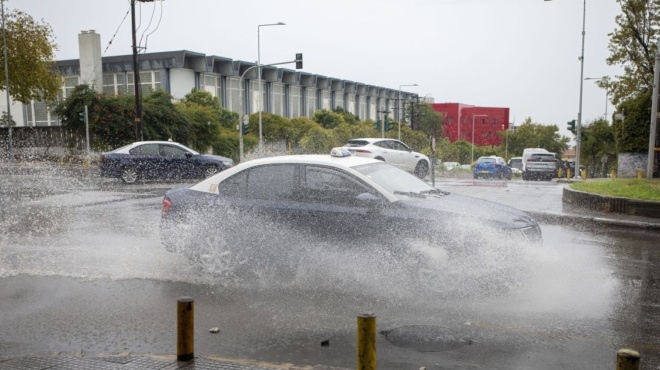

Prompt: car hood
[395,192,536,229]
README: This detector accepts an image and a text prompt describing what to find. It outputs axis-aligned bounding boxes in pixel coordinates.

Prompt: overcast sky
[12,0,622,138]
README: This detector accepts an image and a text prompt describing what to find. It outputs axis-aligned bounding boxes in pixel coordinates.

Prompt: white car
[343,138,430,178]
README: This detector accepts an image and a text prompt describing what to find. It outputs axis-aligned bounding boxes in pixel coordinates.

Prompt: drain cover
[382,325,474,352]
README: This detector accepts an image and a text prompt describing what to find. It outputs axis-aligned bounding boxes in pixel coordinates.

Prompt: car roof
[190,154,391,195]
[347,138,397,143]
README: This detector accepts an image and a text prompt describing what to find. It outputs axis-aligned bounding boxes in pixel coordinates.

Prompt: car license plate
[480,170,489,173]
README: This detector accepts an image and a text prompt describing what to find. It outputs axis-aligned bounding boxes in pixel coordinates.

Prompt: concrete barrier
[563,187,660,218]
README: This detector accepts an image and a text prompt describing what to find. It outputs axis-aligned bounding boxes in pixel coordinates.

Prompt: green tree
[414,104,443,137]
[0,8,60,103]
[313,109,345,129]
[332,106,359,124]
[299,125,333,154]
[581,118,616,176]
[54,84,134,150]
[141,90,192,144]
[605,0,660,106]
[182,88,221,109]
[504,118,569,157]
[614,90,651,153]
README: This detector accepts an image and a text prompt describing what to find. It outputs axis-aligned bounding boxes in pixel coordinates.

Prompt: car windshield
[477,157,496,163]
[352,162,441,199]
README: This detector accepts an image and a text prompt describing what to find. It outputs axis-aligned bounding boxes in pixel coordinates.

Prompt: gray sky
[12,0,622,138]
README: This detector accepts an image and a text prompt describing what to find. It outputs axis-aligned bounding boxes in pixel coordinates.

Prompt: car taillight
[353,149,372,154]
[162,198,172,217]
[100,156,107,163]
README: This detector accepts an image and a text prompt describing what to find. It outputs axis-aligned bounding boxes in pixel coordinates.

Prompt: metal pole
[176,297,194,361]
[257,22,285,156]
[398,88,402,141]
[647,37,660,179]
[575,0,586,179]
[356,313,376,370]
[84,105,90,167]
[131,0,142,141]
[1,0,13,161]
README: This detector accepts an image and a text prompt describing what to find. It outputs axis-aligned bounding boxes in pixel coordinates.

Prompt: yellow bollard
[83,158,89,169]
[357,313,376,370]
[637,169,643,179]
[177,297,194,361]
[616,349,640,370]
[59,157,64,166]
[611,169,616,179]
[558,168,563,178]
[567,168,571,179]
[582,168,587,180]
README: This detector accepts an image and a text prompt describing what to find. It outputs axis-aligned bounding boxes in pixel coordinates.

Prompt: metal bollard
[177,297,194,361]
[357,313,376,370]
[611,169,616,179]
[616,349,640,370]
[637,169,643,179]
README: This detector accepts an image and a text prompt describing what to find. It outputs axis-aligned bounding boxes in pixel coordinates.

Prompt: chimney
[78,30,103,93]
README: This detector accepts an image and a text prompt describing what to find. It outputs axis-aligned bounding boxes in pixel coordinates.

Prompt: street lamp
[398,84,418,141]
[257,22,285,156]
[471,114,488,164]
[585,76,609,121]
[545,0,586,179]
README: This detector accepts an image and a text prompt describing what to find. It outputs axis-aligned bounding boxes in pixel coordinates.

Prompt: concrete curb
[526,210,660,231]
[563,187,660,219]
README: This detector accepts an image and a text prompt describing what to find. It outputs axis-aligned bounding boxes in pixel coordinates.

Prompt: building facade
[431,103,510,147]
[1,30,418,128]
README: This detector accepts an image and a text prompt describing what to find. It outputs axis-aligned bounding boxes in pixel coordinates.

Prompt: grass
[570,179,660,201]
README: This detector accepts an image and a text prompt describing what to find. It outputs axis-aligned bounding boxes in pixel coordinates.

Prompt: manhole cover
[382,325,474,352]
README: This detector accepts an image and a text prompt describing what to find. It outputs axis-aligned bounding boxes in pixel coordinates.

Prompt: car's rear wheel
[203,165,219,178]
[195,235,248,280]
[120,167,138,184]
[375,156,385,161]
[414,161,429,178]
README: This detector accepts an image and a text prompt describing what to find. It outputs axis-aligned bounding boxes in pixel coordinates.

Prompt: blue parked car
[473,155,512,180]
[99,141,233,184]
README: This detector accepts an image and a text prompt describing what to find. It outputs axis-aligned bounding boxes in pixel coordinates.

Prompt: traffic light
[373,120,381,131]
[567,120,576,133]
[295,53,303,69]
[384,119,393,131]
[242,122,249,135]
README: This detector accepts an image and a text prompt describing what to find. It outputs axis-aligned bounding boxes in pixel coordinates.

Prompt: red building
[431,103,510,147]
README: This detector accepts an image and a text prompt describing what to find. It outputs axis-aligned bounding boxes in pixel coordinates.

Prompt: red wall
[431,103,510,147]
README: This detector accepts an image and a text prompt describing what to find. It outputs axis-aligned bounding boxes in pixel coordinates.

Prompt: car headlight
[222,160,233,167]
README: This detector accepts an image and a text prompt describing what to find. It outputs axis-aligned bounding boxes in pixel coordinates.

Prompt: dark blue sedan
[99,141,233,184]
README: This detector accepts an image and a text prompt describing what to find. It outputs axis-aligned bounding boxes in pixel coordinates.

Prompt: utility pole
[1,0,13,160]
[131,0,154,142]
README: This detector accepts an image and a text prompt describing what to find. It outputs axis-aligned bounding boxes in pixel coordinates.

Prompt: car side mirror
[355,193,385,209]
[185,152,193,158]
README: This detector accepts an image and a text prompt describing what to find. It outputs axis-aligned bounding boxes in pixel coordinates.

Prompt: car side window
[130,144,159,156]
[246,164,296,201]
[160,145,187,157]
[374,141,392,149]
[391,141,408,151]
[302,165,372,205]
[218,170,248,197]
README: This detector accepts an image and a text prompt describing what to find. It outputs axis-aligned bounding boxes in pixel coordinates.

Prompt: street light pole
[1,0,13,161]
[257,22,285,156]
[471,114,488,164]
[398,84,417,141]
[545,0,586,179]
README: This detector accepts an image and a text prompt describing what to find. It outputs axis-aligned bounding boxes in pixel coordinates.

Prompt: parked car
[522,152,558,181]
[442,161,460,171]
[472,155,512,180]
[343,138,430,178]
[99,141,233,184]
[160,148,542,283]
[508,157,523,171]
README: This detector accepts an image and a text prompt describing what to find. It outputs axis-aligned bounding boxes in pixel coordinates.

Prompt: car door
[389,140,416,172]
[128,143,160,179]
[159,144,197,179]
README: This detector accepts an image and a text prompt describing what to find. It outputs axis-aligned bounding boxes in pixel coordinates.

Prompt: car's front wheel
[414,161,429,178]
[120,167,138,184]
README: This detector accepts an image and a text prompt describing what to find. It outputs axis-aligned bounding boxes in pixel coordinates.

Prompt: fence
[0,127,90,161]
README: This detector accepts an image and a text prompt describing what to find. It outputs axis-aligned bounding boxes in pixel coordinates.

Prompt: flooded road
[0,167,658,369]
